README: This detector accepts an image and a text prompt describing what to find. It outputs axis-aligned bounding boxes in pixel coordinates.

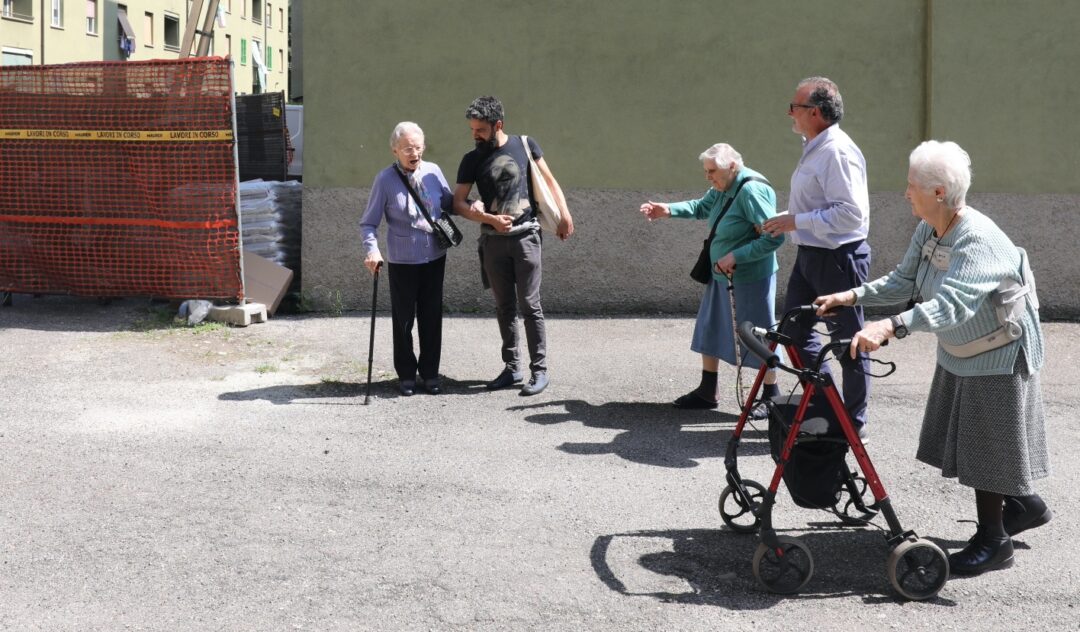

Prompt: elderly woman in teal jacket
[815,140,1050,577]
[641,143,784,411]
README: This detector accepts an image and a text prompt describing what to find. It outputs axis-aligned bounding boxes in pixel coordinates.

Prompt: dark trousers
[387,256,446,382]
[783,241,872,426]
[482,229,546,373]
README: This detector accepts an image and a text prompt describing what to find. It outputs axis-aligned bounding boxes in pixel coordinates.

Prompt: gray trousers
[481,229,546,373]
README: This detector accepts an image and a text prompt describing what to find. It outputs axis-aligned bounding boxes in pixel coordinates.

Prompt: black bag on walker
[767,395,849,509]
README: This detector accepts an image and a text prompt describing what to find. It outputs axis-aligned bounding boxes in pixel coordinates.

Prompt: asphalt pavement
[1,295,1077,631]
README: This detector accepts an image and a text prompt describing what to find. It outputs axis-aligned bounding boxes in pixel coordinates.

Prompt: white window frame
[143,11,153,47]
[163,11,180,50]
[51,0,63,27]
[85,0,97,34]
[2,46,34,66]
[3,0,34,21]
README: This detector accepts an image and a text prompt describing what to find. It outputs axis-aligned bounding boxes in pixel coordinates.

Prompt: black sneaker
[487,368,523,390]
[748,402,769,420]
[520,371,549,396]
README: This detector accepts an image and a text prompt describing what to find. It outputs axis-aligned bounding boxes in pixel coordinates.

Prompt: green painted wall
[305,0,926,192]
[301,0,1080,317]
[930,2,1080,192]
[306,0,1079,194]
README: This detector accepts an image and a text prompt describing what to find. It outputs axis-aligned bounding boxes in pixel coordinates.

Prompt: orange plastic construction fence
[0,57,242,300]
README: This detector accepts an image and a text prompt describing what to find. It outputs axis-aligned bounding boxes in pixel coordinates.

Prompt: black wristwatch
[890,315,909,339]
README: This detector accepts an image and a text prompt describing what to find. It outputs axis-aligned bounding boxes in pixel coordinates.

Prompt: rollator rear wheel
[887,538,949,601]
[752,535,814,594]
[837,474,879,526]
[719,480,767,533]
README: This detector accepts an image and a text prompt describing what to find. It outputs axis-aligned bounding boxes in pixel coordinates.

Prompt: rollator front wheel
[752,535,814,594]
[887,537,949,601]
[719,479,767,533]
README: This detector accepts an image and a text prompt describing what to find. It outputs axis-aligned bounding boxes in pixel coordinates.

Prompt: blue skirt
[691,274,777,369]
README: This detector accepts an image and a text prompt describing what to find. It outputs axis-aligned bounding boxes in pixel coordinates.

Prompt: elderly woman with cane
[641,143,784,411]
[814,140,1050,575]
[361,122,477,396]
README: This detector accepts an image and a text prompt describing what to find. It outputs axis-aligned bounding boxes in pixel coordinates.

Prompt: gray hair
[389,121,424,149]
[798,76,844,124]
[909,140,972,209]
[699,143,744,170]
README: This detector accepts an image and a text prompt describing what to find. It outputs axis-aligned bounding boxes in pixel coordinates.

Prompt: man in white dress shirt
[763,76,872,438]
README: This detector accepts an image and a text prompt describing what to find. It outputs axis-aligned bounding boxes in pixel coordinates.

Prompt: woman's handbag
[394,165,464,249]
[690,176,769,284]
[521,135,563,234]
[689,245,715,284]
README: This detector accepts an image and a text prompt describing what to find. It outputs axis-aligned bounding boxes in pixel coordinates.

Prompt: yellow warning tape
[0,129,234,141]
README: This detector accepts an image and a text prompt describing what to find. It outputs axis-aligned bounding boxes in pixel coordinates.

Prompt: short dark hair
[465,96,505,125]
[799,77,844,124]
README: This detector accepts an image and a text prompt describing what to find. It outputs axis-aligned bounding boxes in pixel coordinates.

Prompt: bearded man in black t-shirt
[453,96,574,396]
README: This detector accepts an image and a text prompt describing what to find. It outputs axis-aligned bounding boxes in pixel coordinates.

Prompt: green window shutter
[241,39,247,64]
[267,45,273,69]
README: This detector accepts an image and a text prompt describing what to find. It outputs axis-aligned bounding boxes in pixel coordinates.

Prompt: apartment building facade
[1,0,289,99]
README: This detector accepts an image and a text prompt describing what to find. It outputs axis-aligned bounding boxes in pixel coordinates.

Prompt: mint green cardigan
[667,167,784,284]
[854,208,1044,376]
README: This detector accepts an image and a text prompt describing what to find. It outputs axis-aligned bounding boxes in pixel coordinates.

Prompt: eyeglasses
[788,103,816,114]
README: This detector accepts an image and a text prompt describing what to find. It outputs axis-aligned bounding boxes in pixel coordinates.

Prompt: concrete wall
[301,0,1080,318]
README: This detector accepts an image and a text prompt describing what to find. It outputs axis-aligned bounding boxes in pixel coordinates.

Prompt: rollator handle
[737,321,780,368]
[778,304,822,334]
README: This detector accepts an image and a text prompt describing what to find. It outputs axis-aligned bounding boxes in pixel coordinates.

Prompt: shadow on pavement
[507,399,773,468]
[219,378,489,404]
[591,527,959,608]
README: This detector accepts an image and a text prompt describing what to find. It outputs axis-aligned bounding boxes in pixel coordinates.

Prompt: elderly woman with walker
[814,140,1051,575]
[641,143,784,412]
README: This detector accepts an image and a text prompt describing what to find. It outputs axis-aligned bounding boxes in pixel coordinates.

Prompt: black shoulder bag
[690,176,769,284]
[394,165,464,249]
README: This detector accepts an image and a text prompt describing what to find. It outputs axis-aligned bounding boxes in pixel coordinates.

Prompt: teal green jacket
[667,167,783,283]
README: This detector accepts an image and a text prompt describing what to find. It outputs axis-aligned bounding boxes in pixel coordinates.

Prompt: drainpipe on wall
[924,0,933,140]
[39,0,45,64]
[263,4,267,90]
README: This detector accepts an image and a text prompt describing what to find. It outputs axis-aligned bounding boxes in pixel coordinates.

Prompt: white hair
[909,140,971,209]
[390,121,424,149]
[698,143,744,170]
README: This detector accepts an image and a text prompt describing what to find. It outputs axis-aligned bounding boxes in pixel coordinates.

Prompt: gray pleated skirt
[916,351,1049,496]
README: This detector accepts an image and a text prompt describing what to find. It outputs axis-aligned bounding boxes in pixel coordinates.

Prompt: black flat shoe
[948,526,1014,575]
[420,378,441,395]
[487,368,523,390]
[1003,494,1052,537]
[398,380,415,397]
[673,390,718,410]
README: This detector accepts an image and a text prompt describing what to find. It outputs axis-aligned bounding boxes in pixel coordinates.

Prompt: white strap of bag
[937,247,1037,358]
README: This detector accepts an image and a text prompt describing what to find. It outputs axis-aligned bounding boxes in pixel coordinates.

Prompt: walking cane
[364,262,383,405]
[724,271,748,410]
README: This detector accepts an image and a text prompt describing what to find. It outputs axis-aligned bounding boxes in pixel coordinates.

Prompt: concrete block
[207,302,268,327]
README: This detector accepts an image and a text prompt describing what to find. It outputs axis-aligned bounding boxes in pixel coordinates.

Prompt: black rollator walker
[718,305,949,600]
